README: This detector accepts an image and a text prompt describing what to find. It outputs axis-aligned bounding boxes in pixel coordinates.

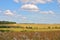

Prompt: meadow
[0,24,60,32]
[0,24,60,40]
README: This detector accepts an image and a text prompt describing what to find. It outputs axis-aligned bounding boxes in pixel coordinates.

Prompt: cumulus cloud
[20,4,39,12]
[4,10,14,16]
[4,10,27,20]
[14,0,53,4]
[40,10,54,14]
[20,4,55,15]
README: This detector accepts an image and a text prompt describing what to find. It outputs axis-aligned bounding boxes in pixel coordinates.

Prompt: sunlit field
[0,24,60,32]
[0,24,60,40]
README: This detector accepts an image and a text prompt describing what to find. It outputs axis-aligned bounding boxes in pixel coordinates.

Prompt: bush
[26,26,32,29]
[0,30,10,32]
[0,26,10,28]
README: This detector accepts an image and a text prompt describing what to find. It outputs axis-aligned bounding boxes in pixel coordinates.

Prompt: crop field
[0,24,60,32]
[0,24,60,40]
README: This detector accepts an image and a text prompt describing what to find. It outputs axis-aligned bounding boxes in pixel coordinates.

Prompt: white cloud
[4,10,14,16]
[57,0,60,8]
[21,16,27,20]
[57,0,60,3]
[0,10,2,13]
[20,4,55,15]
[4,10,27,20]
[40,10,54,14]
[34,0,53,4]
[20,0,29,3]
[16,15,27,20]
[14,0,53,4]
[13,0,19,3]
[20,4,39,12]
[48,11,54,14]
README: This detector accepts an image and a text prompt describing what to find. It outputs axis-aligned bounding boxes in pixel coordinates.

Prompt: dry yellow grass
[0,24,60,28]
[0,24,60,31]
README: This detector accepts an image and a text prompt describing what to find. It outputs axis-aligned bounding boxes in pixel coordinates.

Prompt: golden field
[0,24,60,40]
[0,24,60,31]
[0,24,60,28]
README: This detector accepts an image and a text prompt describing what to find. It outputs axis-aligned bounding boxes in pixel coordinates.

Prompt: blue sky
[0,0,60,24]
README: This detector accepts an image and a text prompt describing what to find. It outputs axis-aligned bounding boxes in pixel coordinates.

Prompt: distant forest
[0,21,16,24]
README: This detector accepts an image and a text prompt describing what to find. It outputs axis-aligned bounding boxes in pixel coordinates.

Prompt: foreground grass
[0,31,60,40]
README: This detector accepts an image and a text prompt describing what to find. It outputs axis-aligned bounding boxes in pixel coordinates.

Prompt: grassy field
[0,24,60,40]
[0,24,60,32]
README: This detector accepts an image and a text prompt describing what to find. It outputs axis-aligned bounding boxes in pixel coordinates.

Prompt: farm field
[0,24,60,32]
[0,24,60,40]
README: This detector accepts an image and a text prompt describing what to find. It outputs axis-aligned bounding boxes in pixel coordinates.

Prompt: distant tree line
[0,21,16,24]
